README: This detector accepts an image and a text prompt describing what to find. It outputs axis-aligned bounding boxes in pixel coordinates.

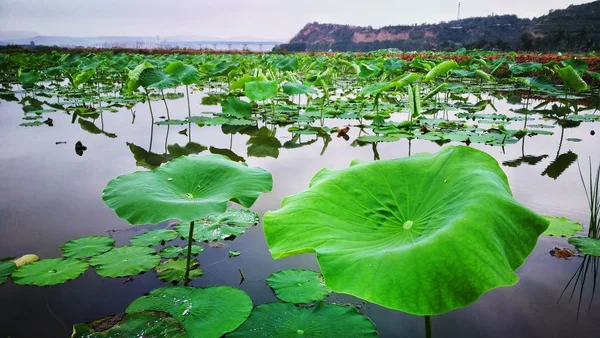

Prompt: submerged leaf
[264,146,549,315]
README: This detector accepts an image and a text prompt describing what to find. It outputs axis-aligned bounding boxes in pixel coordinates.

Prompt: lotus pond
[0,50,599,337]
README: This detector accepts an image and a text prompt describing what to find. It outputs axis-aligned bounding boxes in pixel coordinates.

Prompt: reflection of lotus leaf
[267,269,330,303]
[12,258,89,286]
[264,146,549,315]
[127,286,252,338]
[61,236,115,259]
[102,155,272,225]
[228,303,377,337]
[130,229,178,247]
[72,311,186,338]
[90,246,160,278]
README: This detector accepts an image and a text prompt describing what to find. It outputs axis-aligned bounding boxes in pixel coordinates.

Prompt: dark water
[0,89,599,338]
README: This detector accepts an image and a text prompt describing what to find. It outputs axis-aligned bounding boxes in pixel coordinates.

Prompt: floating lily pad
[102,154,272,225]
[227,302,377,337]
[177,209,259,242]
[90,246,160,278]
[263,146,549,315]
[72,311,186,338]
[159,245,204,259]
[229,251,241,258]
[156,259,203,283]
[267,269,330,303]
[11,258,89,286]
[130,229,178,247]
[61,236,115,259]
[0,260,16,285]
[542,216,584,237]
[568,237,600,256]
[126,286,253,338]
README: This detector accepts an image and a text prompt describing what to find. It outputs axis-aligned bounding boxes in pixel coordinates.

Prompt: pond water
[0,88,599,338]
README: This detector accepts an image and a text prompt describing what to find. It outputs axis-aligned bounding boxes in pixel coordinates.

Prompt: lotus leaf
[542,216,584,237]
[568,237,600,256]
[227,302,377,337]
[221,96,253,118]
[160,245,204,259]
[72,311,187,338]
[61,236,115,259]
[245,80,278,101]
[11,258,89,286]
[267,269,330,303]
[139,68,181,91]
[130,229,179,247]
[126,286,252,338]
[263,145,549,315]
[102,155,272,225]
[89,246,160,278]
[156,259,203,283]
[174,208,258,242]
[0,260,16,285]
[165,61,201,85]
[282,82,317,96]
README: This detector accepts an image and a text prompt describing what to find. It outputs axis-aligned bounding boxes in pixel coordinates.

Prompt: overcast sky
[0,0,593,40]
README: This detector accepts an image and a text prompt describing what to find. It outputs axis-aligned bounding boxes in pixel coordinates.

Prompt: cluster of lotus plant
[1,48,600,336]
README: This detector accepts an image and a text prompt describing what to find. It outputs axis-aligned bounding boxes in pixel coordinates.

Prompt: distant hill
[281,1,600,52]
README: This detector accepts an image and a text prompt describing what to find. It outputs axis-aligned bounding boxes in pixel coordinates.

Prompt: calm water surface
[0,89,599,338]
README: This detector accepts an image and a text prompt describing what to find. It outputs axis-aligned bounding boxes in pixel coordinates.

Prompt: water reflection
[559,255,599,321]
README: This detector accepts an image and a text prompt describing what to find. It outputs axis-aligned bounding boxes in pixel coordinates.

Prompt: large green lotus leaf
[227,302,377,337]
[165,61,201,85]
[130,229,179,247]
[282,82,317,96]
[160,245,204,259]
[221,96,252,118]
[542,216,584,237]
[61,236,115,259]
[176,208,259,242]
[89,246,160,278]
[102,154,272,225]
[275,57,299,71]
[72,311,187,338]
[126,286,253,338]
[556,65,588,92]
[245,80,278,101]
[11,258,89,286]
[568,237,600,256]
[0,260,17,285]
[156,259,203,283]
[263,145,549,315]
[139,68,181,91]
[266,269,330,303]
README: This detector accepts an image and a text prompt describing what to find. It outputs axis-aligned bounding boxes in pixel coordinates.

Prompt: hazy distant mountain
[282,0,600,52]
[0,33,281,47]
[0,31,38,41]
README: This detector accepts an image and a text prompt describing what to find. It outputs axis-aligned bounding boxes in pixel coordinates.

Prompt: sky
[0,0,593,41]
